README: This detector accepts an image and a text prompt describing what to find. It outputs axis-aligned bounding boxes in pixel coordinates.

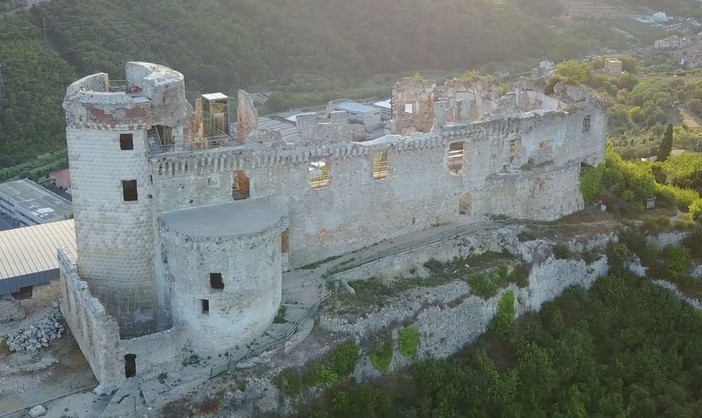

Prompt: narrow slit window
[232,171,250,200]
[509,139,522,163]
[120,133,134,150]
[309,161,330,189]
[281,229,289,253]
[372,152,388,181]
[210,273,224,290]
[122,180,138,201]
[582,115,591,133]
[447,142,464,175]
[201,299,210,315]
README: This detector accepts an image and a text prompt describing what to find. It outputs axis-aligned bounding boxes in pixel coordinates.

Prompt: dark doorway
[124,354,136,378]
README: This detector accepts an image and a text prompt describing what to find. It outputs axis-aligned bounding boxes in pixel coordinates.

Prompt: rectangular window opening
[447,142,464,175]
[232,171,250,200]
[210,273,224,290]
[201,299,210,315]
[120,133,134,150]
[372,152,388,181]
[582,115,591,133]
[122,180,138,201]
[309,161,330,189]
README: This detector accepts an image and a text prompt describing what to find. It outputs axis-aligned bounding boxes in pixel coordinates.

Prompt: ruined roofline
[64,62,184,105]
[150,107,592,179]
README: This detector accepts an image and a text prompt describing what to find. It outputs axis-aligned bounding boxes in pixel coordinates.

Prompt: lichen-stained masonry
[59,62,606,386]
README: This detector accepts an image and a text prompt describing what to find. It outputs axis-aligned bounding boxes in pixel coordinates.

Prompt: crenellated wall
[148,103,605,267]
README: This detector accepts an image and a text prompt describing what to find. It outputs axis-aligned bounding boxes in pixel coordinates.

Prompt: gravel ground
[0,283,97,417]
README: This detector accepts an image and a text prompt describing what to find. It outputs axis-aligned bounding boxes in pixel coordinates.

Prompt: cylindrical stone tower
[158,198,286,352]
[63,62,189,338]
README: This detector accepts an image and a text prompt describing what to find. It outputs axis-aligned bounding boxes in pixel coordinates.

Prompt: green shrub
[552,244,571,260]
[467,267,509,299]
[580,164,604,204]
[690,198,702,222]
[662,246,691,280]
[398,326,420,359]
[507,264,530,288]
[328,340,359,378]
[656,184,700,211]
[272,368,304,396]
[640,215,671,233]
[490,291,516,337]
[681,228,702,259]
[369,335,393,373]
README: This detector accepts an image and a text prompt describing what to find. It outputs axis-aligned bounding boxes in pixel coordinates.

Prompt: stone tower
[63,62,189,338]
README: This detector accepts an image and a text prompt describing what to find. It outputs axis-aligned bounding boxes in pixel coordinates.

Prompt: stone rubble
[2,312,65,352]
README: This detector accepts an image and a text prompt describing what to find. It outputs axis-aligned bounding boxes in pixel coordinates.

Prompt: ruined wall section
[149,88,606,268]
[59,249,122,386]
[391,79,437,135]
[60,249,188,387]
[237,89,258,141]
[64,62,189,338]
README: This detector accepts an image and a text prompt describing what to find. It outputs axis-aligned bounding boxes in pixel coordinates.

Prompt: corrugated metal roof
[336,101,376,114]
[258,117,299,142]
[0,219,76,280]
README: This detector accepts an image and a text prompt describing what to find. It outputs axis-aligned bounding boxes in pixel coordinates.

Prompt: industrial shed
[0,219,76,297]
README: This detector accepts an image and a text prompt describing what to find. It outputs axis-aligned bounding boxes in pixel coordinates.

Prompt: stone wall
[59,249,188,387]
[158,198,287,351]
[151,102,604,268]
[64,62,190,338]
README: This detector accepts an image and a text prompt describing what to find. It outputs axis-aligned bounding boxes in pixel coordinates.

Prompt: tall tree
[657,123,673,162]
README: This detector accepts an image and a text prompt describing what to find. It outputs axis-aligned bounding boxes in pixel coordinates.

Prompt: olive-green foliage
[0,14,75,169]
[398,326,419,359]
[682,228,702,260]
[467,266,509,299]
[603,143,657,206]
[579,164,604,204]
[606,242,630,276]
[296,275,702,418]
[552,244,572,260]
[640,215,671,233]
[0,149,68,182]
[369,334,393,373]
[272,340,359,396]
[554,60,591,85]
[691,198,702,222]
[661,246,692,281]
[655,153,702,194]
[655,184,700,212]
[490,291,515,337]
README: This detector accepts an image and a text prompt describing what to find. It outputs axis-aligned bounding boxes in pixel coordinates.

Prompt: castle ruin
[59,62,606,386]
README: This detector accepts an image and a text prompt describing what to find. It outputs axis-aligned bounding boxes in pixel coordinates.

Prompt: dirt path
[678,106,702,129]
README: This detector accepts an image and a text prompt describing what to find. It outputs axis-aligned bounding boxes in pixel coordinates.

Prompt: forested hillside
[0,0,699,169]
[0,0,599,168]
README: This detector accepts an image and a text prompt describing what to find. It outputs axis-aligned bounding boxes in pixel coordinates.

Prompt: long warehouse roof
[0,219,76,281]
